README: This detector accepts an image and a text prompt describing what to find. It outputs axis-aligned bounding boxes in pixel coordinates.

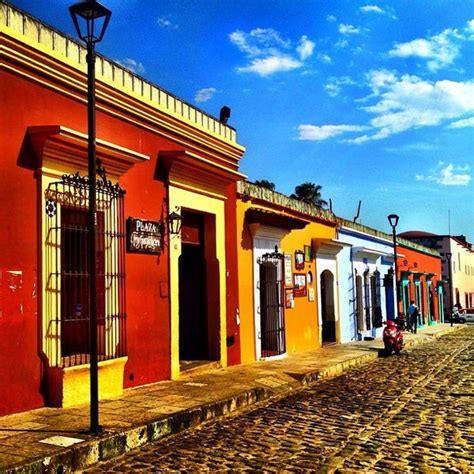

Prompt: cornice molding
[312,238,350,258]
[158,150,246,199]
[29,125,149,180]
[248,224,290,241]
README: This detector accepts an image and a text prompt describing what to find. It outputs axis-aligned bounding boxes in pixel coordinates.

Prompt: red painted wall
[1,63,214,412]
[397,244,442,321]
[0,71,44,415]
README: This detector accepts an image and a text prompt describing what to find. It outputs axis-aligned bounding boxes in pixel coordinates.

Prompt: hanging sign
[127,217,162,254]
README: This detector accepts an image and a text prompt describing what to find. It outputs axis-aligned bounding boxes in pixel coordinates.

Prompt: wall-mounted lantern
[167,210,183,237]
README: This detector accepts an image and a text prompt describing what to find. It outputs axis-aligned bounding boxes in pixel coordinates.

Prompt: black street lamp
[69,0,111,434]
[446,252,453,326]
[387,214,400,321]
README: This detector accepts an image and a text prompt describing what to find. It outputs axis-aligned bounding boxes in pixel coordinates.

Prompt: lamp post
[446,252,453,326]
[69,0,111,434]
[387,214,400,320]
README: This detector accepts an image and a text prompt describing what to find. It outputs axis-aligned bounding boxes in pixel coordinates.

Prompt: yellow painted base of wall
[47,357,127,408]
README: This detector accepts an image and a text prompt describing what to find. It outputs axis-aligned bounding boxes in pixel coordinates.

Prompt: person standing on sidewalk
[408,300,419,334]
[451,303,461,326]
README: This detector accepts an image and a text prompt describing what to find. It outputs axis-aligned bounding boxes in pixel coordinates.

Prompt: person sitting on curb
[408,300,419,334]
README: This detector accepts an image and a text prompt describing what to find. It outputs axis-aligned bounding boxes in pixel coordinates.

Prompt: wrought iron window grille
[43,169,127,368]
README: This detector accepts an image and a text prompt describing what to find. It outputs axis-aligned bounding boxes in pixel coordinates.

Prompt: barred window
[43,173,126,368]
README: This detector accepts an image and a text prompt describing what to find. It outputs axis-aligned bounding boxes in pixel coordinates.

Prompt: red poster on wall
[293,273,307,297]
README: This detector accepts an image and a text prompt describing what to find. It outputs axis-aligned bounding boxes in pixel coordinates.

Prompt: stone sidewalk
[0,324,465,474]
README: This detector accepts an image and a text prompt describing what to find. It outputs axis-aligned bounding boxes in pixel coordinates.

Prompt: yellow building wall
[236,199,256,364]
[237,198,336,363]
[280,221,336,354]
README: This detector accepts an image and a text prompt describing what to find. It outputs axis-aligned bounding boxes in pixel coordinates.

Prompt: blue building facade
[336,219,396,343]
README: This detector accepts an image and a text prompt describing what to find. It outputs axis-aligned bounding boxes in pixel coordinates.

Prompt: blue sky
[12,0,474,242]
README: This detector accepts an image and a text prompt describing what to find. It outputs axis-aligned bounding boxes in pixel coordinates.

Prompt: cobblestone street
[87,328,473,473]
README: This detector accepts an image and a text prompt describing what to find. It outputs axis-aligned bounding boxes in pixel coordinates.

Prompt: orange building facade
[236,182,337,363]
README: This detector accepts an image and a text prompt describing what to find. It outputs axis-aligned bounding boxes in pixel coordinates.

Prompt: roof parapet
[0,1,238,144]
[337,217,440,258]
[237,181,336,223]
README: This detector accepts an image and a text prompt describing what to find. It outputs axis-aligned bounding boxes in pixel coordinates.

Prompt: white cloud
[449,116,474,128]
[466,19,474,40]
[325,83,340,97]
[366,69,397,93]
[348,73,474,143]
[238,55,301,76]
[339,24,360,35]
[194,87,217,103]
[229,28,290,57]
[384,142,437,154]
[230,28,313,76]
[317,53,332,64]
[335,38,349,49]
[327,15,336,23]
[117,58,145,74]
[359,4,397,19]
[325,76,356,97]
[416,163,471,186]
[360,5,383,14]
[346,134,372,144]
[298,124,368,141]
[389,28,462,71]
[297,36,315,60]
[229,30,260,56]
[157,16,178,29]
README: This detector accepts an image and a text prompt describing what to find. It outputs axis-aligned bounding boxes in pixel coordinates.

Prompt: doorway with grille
[257,250,285,358]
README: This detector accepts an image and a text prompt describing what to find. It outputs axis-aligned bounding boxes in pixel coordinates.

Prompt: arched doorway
[321,270,336,343]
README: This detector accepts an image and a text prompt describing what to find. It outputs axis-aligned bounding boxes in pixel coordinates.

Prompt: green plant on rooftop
[254,180,276,191]
[291,182,328,209]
